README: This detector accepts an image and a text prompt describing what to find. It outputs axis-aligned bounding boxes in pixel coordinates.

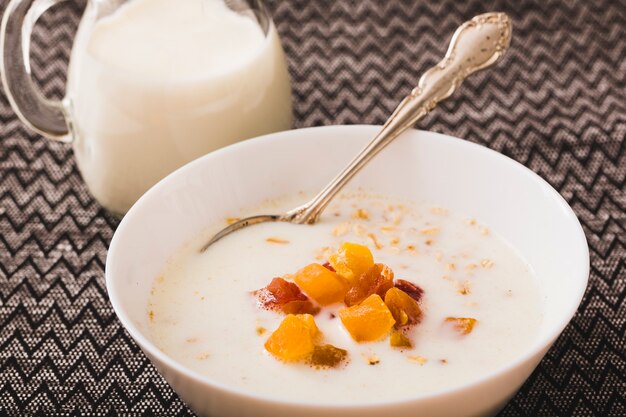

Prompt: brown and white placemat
[0,0,624,415]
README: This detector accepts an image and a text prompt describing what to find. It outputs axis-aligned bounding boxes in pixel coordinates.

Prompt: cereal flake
[408,355,428,365]
[266,237,290,244]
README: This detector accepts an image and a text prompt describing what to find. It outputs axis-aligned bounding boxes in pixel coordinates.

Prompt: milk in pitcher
[67,0,292,214]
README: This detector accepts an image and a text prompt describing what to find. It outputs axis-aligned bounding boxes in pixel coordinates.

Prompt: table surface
[1,0,625,416]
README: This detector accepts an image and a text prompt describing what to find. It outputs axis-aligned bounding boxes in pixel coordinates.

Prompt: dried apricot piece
[390,330,412,348]
[394,279,424,303]
[328,242,374,284]
[294,263,349,306]
[339,294,395,342]
[297,314,320,336]
[344,263,394,306]
[310,344,348,368]
[264,314,320,361]
[444,317,477,335]
[384,287,423,328]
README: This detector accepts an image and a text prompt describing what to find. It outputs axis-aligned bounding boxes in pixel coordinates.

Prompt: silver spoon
[200,12,512,253]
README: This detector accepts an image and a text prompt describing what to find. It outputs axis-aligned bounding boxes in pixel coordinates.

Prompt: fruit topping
[339,294,396,342]
[394,279,424,303]
[328,242,374,284]
[254,277,318,315]
[384,287,423,328]
[257,242,428,366]
[344,263,394,307]
[294,263,349,306]
[264,314,319,361]
[390,330,413,348]
[310,344,348,368]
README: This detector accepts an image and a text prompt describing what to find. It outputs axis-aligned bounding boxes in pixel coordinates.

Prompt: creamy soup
[148,192,543,404]
[67,0,292,214]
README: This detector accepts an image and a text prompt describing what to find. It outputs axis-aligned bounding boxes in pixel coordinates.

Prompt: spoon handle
[284,12,511,224]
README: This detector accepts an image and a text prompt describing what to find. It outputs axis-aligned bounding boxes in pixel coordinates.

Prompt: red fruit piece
[265,277,307,304]
[254,277,318,315]
[394,279,424,303]
[344,263,394,307]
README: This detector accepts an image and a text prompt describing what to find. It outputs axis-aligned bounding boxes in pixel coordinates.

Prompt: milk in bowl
[65,0,292,214]
[147,192,544,404]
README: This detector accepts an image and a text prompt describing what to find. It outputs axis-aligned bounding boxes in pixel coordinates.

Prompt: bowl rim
[106,125,590,408]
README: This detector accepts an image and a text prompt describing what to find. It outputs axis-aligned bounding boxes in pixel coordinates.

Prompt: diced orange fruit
[444,317,477,335]
[294,263,349,306]
[310,344,348,368]
[297,314,319,336]
[384,287,423,328]
[344,263,394,306]
[264,314,320,361]
[328,242,374,284]
[339,294,395,342]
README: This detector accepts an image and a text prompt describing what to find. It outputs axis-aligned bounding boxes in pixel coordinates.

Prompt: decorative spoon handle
[200,12,512,252]
[282,12,512,224]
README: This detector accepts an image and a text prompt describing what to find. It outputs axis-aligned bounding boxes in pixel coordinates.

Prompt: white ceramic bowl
[106,125,589,417]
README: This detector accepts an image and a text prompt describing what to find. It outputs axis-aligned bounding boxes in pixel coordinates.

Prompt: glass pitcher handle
[1,0,70,142]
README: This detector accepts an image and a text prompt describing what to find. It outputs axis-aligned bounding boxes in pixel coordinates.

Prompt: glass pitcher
[1,0,293,215]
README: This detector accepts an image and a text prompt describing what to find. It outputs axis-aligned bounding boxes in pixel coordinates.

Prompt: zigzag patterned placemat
[1,0,624,415]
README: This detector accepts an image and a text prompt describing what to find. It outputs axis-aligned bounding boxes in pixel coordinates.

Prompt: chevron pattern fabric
[0,0,624,415]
